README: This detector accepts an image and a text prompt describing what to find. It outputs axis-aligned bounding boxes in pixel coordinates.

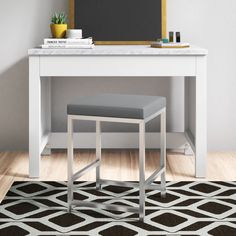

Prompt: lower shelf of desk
[42,132,194,152]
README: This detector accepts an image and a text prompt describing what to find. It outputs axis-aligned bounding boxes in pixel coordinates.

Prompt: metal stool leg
[67,116,74,212]
[160,109,166,198]
[96,121,102,190]
[139,121,145,221]
[66,108,165,220]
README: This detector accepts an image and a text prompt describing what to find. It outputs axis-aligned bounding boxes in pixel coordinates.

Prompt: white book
[41,44,95,49]
[44,38,93,45]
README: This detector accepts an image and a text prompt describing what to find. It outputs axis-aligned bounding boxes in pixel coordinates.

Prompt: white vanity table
[28,45,207,178]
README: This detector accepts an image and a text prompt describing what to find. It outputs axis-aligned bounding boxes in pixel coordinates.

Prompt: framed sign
[70,0,166,45]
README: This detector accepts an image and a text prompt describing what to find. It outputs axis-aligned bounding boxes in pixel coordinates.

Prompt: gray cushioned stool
[67,94,166,221]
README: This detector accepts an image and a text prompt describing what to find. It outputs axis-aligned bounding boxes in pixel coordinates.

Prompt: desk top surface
[28,45,207,56]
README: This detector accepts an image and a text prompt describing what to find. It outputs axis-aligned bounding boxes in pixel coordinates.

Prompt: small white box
[66,29,82,39]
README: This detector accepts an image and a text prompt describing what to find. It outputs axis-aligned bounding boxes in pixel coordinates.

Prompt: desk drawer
[40,56,196,77]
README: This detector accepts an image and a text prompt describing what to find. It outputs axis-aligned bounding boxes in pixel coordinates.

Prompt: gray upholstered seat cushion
[67,94,166,119]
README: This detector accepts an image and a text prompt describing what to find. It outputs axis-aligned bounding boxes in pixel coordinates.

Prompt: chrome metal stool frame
[67,108,166,221]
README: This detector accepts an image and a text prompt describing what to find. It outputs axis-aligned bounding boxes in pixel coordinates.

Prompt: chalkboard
[70,0,166,44]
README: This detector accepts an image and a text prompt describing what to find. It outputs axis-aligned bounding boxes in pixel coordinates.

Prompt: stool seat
[67,94,166,119]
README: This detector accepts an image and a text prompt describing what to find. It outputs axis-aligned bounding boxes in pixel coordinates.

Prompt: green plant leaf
[51,12,67,24]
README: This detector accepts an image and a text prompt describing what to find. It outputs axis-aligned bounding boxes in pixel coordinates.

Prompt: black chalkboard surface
[70,0,166,44]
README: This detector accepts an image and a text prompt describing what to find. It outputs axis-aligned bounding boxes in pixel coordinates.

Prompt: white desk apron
[28,45,207,178]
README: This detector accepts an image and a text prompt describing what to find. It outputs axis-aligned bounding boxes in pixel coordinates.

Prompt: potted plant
[50,12,67,38]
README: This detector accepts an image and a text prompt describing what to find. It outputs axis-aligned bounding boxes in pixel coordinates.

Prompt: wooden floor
[0,150,236,202]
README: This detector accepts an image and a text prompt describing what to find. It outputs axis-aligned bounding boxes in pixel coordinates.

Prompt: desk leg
[41,77,52,156]
[29,56,41,178]
[185,56,207,178]
[195,56,207,178]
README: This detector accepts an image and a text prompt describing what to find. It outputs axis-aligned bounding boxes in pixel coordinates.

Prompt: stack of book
[41,38,94,49]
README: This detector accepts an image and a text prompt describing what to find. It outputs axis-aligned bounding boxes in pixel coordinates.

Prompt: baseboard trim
[49,132,189,149]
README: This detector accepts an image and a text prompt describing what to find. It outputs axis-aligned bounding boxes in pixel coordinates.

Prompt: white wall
[0,0,235,151]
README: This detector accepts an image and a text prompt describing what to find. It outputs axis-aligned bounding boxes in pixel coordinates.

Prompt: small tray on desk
[151,42,190,48]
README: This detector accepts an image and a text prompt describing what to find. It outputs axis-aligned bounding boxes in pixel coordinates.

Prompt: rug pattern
[0,181,236,235]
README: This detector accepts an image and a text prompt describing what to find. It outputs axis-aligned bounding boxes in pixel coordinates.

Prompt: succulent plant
[51,12,67,24]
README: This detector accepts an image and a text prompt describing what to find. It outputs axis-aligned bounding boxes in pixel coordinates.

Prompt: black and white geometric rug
[0,181,236,235]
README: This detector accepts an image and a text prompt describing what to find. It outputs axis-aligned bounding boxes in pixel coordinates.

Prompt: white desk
[28,45,207,178]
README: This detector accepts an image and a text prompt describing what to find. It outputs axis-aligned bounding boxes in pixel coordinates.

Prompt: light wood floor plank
[0,150,235,202]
